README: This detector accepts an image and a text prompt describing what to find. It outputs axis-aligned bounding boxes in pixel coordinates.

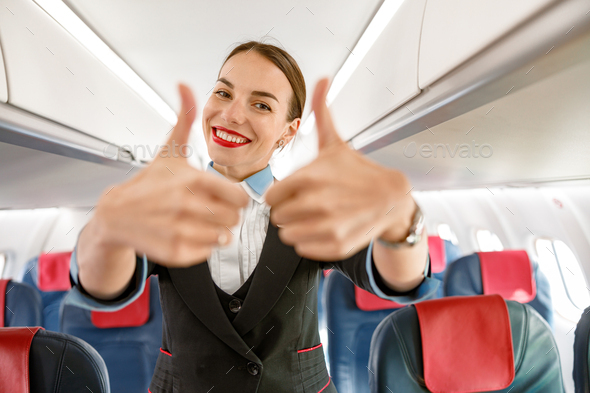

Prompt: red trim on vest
[428,236,447,274]
[354,286,403,311]
[91,280,150,328]
[160,348,172,357]
[318,377,331,393]
[478,250,536,303]
[38,251,73,292]
[297,343,322,353]
[0,326,43,393]
[415,295,514,393]
[0,279,9,327]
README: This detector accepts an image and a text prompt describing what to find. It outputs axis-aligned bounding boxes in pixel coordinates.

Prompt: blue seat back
[323,271,403,393]
[574,306,590,392]
[369,298,564,392]
[431,239,463,297]
[60,276,162,393]
[21,256,69,331]
[1,279,42,327]
[443,252,553,327]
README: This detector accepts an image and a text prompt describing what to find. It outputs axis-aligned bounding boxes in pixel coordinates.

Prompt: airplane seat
[443,250,554,327]
[369,295,564,392]
[20,252,73,331]
[0,279,43,327]
[0,327,110,393]
[324,270,404,393]
[60,276,162,393]
[573,305,590,392]
[428,236,462,297]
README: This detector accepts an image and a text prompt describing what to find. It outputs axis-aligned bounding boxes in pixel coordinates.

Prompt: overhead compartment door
[418,0,557,89]
[330,0,426,141]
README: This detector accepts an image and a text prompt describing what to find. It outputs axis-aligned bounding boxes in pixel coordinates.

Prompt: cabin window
[475,229,503,252]
[535,238,590,313]
[437,223,459,245]
[0,253,5,279]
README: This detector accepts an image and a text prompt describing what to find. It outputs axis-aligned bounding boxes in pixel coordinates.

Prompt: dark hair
[219,41,306,123]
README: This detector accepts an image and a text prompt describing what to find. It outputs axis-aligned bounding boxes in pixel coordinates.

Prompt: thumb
[162,83,197,158]
[312,78,343,151]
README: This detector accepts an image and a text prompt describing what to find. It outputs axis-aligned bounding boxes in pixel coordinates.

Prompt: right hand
[92,84,249,267]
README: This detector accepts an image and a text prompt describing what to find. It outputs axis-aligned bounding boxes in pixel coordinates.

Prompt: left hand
[266,78,416,260]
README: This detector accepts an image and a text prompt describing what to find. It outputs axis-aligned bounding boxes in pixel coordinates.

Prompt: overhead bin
[329,0,426,141]
[0,0,172,161]
[418,0,556,88]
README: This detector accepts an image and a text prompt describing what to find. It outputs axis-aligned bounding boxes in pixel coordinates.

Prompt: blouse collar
[206,161,274,199]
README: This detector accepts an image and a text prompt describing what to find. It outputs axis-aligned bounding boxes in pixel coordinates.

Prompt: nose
[220,99,246,125]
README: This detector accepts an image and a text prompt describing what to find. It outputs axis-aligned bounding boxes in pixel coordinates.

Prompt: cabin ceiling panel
[367,58,590,190]
[0,0,172,161]
[330,0,425,141]
[63,0,384,127]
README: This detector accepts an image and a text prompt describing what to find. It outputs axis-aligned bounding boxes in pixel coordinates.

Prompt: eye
[214,90,230,99]
[254,102,271,111]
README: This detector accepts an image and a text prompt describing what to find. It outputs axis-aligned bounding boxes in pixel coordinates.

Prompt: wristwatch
[377,203,425,248]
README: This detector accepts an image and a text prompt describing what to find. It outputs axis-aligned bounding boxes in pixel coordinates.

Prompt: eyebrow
[216,77,279,103]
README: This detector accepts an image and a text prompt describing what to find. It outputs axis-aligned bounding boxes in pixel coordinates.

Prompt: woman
[70,41,438,392]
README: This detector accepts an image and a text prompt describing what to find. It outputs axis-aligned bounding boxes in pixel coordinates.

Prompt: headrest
[414,295,514,392]
[91,280,151,328]
[428,236,446,273]
[0,279,8,327]
[0,326,43,392]
[354,286,403,311]
[479,250,536,303]
[38,251,73,291]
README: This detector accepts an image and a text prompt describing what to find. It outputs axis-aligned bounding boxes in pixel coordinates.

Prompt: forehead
[218,51,292,103]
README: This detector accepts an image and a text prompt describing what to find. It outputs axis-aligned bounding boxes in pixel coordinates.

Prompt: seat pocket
[149,349,175,393]
[297,344,332,393]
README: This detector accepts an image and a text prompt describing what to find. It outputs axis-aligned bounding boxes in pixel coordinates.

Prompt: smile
[212,126,251,148]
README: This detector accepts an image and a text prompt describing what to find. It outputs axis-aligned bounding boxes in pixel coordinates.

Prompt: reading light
[33,0,177,126]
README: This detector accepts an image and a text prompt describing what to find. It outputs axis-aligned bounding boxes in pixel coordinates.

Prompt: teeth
[215,128,249,144]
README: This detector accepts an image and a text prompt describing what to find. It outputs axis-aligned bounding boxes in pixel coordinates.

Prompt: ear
[281,118,300,145]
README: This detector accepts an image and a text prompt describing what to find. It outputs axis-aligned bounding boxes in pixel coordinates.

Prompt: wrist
[379,196,417,243]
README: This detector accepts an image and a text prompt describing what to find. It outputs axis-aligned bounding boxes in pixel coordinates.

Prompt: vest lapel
[232,218,302,336]
[168,262,260,363]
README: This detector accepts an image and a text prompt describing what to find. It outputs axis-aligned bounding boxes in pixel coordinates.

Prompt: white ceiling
[367,56,590,190]
[64,0,384,119]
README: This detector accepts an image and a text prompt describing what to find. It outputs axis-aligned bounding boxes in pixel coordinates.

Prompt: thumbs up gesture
[266,78,417,260]
[92,84,249,267]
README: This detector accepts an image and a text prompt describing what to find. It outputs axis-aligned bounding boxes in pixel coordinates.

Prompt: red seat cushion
[479,251,536,303]
[415,295,514,393]
[38,251,73,291]
[354,286,403,311]
[428,236,447,274]
[0,279,8,327]
[0,327,43,393]
[91,281,151,328]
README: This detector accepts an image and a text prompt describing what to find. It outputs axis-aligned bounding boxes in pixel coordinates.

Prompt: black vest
[145,221,374,393]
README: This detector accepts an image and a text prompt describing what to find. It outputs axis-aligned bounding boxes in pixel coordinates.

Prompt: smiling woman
[71,39,429,393]
[203,41,306,181]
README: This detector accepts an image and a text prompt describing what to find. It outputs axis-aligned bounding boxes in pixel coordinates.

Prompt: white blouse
[205,162,274,294]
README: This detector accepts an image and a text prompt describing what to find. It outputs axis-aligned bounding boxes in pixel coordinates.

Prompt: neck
[212,161,269,182]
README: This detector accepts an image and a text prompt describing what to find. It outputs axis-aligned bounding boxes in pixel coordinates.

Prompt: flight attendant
[69,41,439,392]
